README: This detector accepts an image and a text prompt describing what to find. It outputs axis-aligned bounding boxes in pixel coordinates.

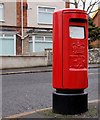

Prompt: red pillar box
[53,9,88,115]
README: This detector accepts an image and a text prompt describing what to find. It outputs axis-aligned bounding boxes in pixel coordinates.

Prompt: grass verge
[39,105,98,119]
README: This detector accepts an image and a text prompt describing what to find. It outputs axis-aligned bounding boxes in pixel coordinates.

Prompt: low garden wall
[0,55,47,69]
[88,48,100,64]
[0,48,99,69]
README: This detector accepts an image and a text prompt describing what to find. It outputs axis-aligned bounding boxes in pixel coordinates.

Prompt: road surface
[2,68,99,117]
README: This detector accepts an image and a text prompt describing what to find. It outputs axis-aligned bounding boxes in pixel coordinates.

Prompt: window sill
[38,23,53,25]
[0,20,5,23]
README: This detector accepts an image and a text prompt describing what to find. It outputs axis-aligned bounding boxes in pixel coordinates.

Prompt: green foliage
[88,17,100,41]
[41,105,97,118]
[88,40,93,49]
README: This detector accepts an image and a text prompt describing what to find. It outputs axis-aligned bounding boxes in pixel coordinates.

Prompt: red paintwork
[53,9,88,89]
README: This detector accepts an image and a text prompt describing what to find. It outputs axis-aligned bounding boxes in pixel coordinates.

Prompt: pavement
[0,64,100,75]
[1,66,52,75]
[3,102,99,119]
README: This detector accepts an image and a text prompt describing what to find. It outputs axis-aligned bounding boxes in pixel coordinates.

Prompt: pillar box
[53,9,88,115]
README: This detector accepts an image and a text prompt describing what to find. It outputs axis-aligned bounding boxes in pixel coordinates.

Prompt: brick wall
[16,34,22,55]
[16,0,27,55]
[22,2,29,55]
[93,14,98,27]
[17,1,21,26]
[23,29,29,54]
[65,1,70,8]
[23,1,27,27]
[16,0,27,27]
[93,10,100,27]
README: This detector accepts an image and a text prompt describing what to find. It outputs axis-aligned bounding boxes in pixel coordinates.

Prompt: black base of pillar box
[53,90,88,115]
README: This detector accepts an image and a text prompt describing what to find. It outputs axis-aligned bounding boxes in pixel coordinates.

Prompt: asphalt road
[2,68,99,118]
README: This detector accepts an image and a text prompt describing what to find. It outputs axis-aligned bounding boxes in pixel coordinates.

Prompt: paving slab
[2,66,52,73]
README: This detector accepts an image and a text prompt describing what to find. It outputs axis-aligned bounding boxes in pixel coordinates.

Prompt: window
[69,26,85,39]
[0,34,16,55]
[38,6,55,24]
[35,36,52,42]
[35,36,53,52]
[5,34,14,37]
[29,37,33,52]
[35,36,44,41]
[45,36,52,41]
[0,3,4,21]
[29,35,53,52]
[0,34,3,37]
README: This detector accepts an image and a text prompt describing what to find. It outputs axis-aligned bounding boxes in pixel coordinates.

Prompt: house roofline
[0,25,53,30]
[92,10,98,19]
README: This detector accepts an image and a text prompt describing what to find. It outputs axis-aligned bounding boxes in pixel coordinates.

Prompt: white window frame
[29,35,53,52]
[0,34,16,55]
[29,36,35,52]
[37,5,56,24]
[0,3,4,21]
[35,36,53,43]
[32,36,35,52]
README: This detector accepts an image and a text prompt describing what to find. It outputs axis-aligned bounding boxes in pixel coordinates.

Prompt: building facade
[92,2,100,27]
[92,10,100,27]
[0,1,17,55]
[26,1,65,53]
[92,2,100,48]
[0,0,66,55]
